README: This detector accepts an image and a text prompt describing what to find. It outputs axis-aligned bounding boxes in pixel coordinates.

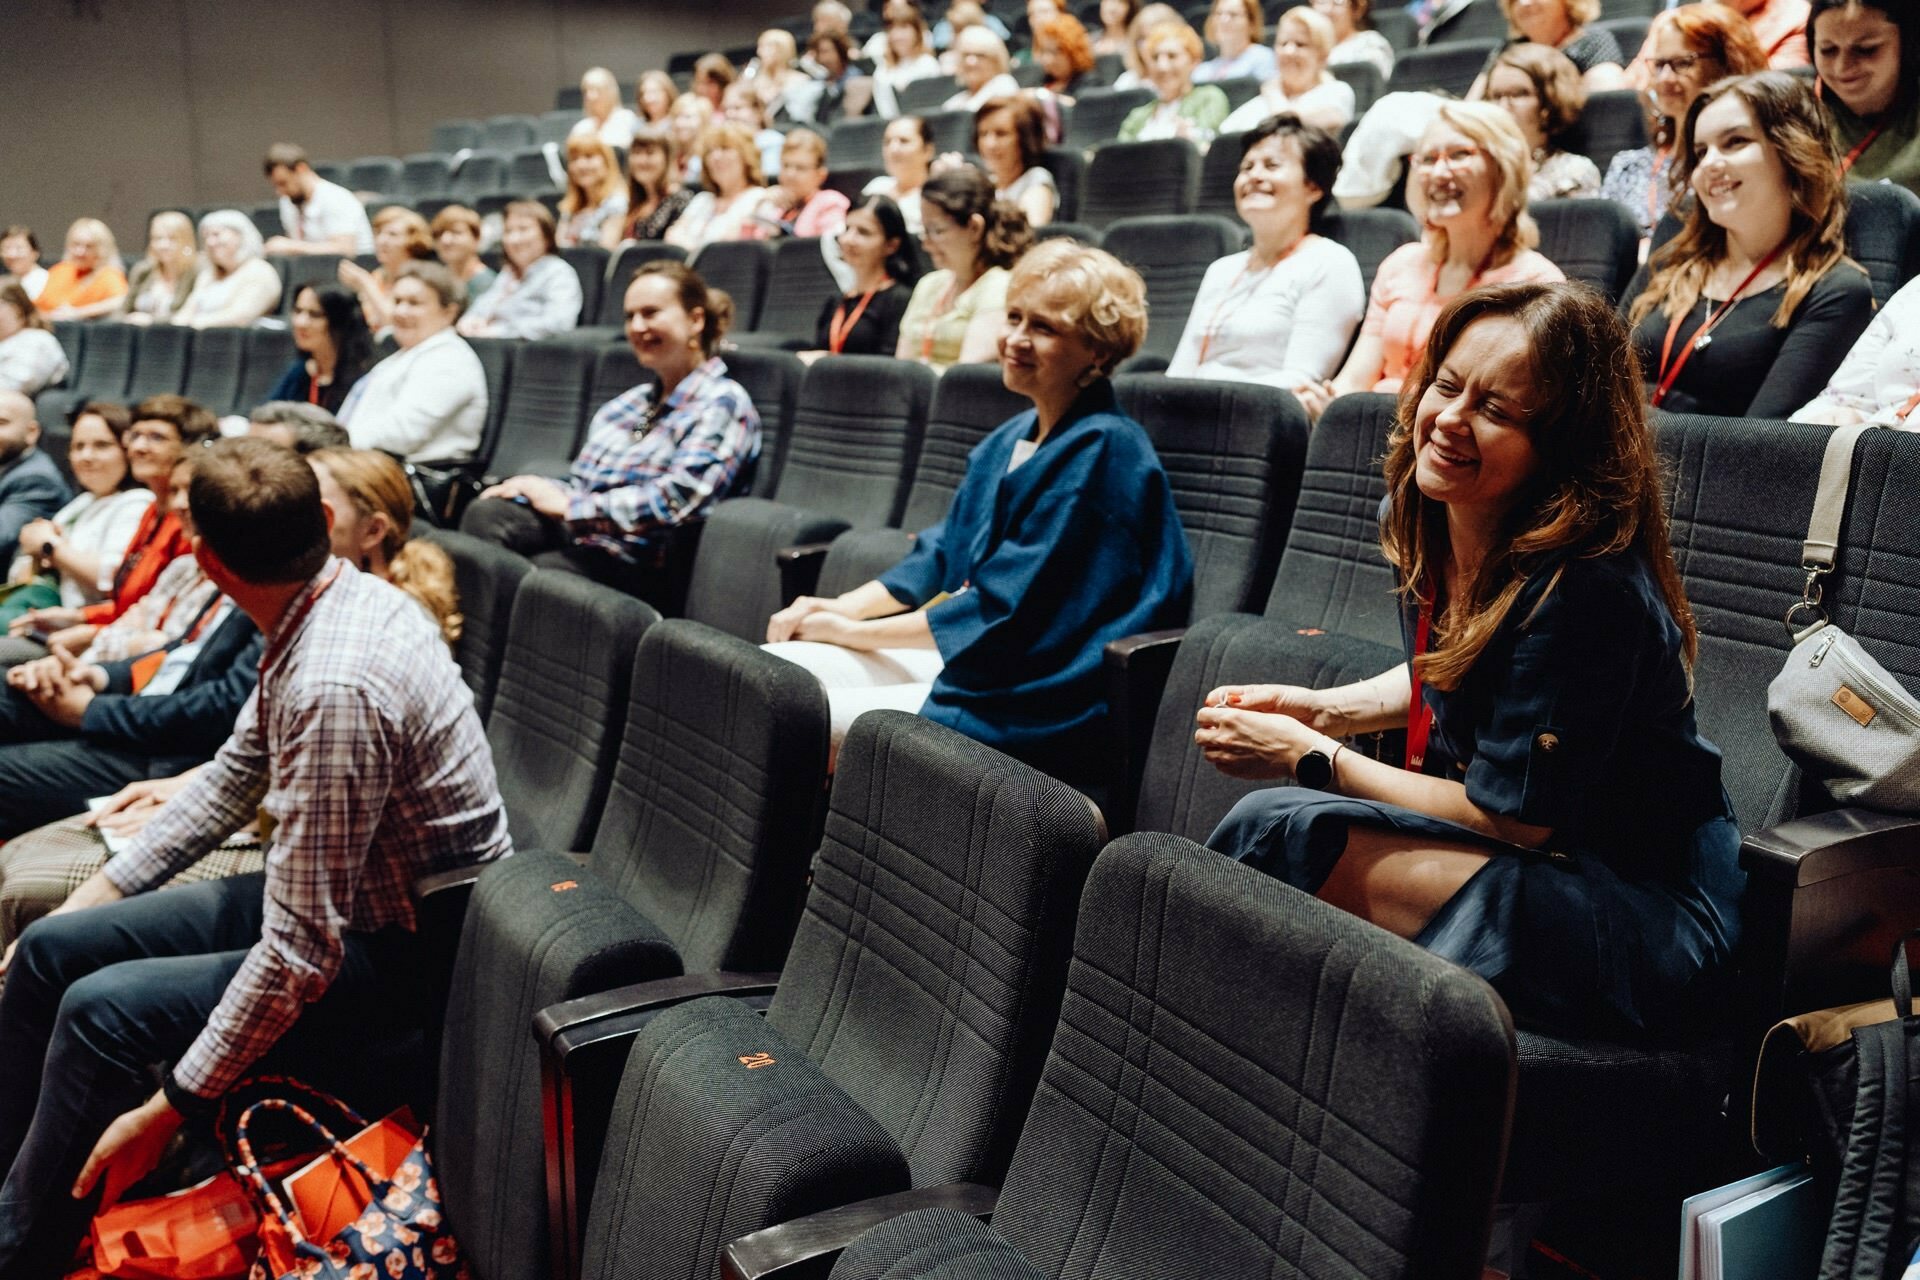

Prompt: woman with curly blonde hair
[1625,71,1873,417]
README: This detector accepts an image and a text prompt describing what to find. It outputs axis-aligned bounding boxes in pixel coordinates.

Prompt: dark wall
[0,0,795,251]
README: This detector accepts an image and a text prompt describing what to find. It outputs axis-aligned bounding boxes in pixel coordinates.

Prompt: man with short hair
[0,390,70,563]
[0,439,510,1275]
[246,400,350,453]
[260,142,376,256]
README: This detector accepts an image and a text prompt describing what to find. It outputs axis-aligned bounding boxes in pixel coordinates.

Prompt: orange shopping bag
[89,1157,307,1280]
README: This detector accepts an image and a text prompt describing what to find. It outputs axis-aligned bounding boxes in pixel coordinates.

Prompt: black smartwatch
[1296,748,1336,791]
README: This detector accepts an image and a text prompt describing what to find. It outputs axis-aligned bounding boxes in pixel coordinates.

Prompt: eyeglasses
[126,428,180,447]
[1648,53,1709,76]
[1411,145,1483,171]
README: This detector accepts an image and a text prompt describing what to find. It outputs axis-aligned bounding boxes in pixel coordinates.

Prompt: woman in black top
[808,196,919,358]
[1625,71,1874,418]
[267,283,373,414]
[620,124,697,244]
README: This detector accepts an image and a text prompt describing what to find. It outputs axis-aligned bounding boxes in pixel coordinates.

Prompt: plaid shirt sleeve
[103,693,270,897]
[166,680,397,1100]
[565,372,759,539]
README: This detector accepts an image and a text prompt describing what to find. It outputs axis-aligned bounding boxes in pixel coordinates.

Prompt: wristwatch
[1296,748,1336,791]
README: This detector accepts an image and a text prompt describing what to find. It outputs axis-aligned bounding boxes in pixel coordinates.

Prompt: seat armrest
[777,542,836,603]
[721,1183,1000,1280]
[1101,628,1187,836]
[538,971,782,1280]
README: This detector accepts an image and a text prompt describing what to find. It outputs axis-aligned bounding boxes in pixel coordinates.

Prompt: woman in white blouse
[1221,7,1357,135]
[872,0,944,118]
[170,210,282,329]
[668,124,773,252]
[340,262,488,465]
[7,404,153,612]
[571,66,640,149]
[118,211,199,326]
[0,279,69,398]
[864,116,936,233]
[1166,115,1365,392]
[1313,0,1394,81]
[458,202,583,341]
[0,231,46,304]
[1794,273,1920,427]
[944,26,1020,112]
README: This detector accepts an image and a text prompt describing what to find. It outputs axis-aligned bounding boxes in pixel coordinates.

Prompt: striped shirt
[105,559,511,1100]
[564,357,760,563]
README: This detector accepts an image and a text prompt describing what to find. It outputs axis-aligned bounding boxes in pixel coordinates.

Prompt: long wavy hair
[1381,282,1694,691]
[1629,72,1858,330]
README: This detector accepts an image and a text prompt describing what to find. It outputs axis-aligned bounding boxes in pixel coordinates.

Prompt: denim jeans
[0,873,419,1278]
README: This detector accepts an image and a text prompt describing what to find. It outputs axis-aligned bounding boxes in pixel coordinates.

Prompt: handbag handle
[215,1074,369,1150]
[231,1097,393,1248]
[1789,424,1873,635]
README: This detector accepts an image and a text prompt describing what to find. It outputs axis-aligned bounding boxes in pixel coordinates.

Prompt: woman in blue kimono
[1198,281,1744,1038]
[765,238,1194,780]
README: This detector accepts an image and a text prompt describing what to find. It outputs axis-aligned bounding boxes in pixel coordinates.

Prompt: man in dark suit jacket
[0,605,263,836]
[0,391,71,562]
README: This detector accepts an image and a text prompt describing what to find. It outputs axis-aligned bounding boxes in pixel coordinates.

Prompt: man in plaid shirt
[0,439,510,1274]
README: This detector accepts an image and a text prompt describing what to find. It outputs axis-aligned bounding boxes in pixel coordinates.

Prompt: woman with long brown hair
[1197,281,1743,1038]
[1624,71,1873,417]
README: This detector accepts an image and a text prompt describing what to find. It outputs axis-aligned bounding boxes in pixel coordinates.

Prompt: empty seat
[180,327,247,417]
[538,108,581,145]
[683,356,935,641]
[505,147,558,194]
[1330,59,1386,116]
[452,150,510,200]
[237,328,296,412]
[712,347,805,496]
[123,323,193,400]
[485,339,595,479]
[1102,214,1245,357]
[485,572,658,854]
[1387,40,1499,96]
[1322,205,1421,294]
[1065,86,1156,148]
[32,322,124,432]
[689,240,773,332]
[1039,146,1086,222]
[344,156,403,196]
[751,237,839,344]
[1532,197,1640,304]
[418,526,534,723]
[814,833,1515,1280]
[827,116,888,169]
[898,76,961,114]
[247,203,283,241]
[553,710,1104,1280]
[1560,88,1649,177]
[431,119,484,153]
[1082,139,1202,228]
[599,241,688,326]
[443,620,831,1280]
[483,113,540,150]
[559,245,609,329]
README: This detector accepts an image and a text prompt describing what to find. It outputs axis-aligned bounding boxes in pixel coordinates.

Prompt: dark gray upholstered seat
[692,239,774,331]
[451,150,509,199]
[124,322,194,400]
[588,342,653,413]
[484,337,594,479]
[486,571,657,853]
[1387,40,1499,95]
[572,711,1105,1280]
[237,327,296,412]
[483,113,539,149]
[599,241,688,325]
[1082,139,1200,228]
[418,527,533,724]
[923,109,975,157]
[431,119,483,153]
[559,246,608,330]
[1426,0,1507,44]
[538,109,579,145]
[814,363,1028,598]
[1196,130,1248,224]
[1331,59,1386,115]
[753,236,841,344]
[1322,206,1421,295]
[1839,179,1920,306]
[1032,220,1102,246]
[1039,146,1086,222]
[33,320,131,430]
[683,355,935,641]
[828,116,888,169]
[716,347,806,497]
[180,327,247,416]
[1102,215,1246,358]
[438,619,830,1280]
[1557,89,1648,178]
[463,335,515,468]
[1064,87,1154,149]
[273,253,344,316]
[401,153,455,199]
[900,76,961,114]
[505,147,556,195]
[825,833,1516,1280]
[344,156,404,195]
[1531,198,1640,305]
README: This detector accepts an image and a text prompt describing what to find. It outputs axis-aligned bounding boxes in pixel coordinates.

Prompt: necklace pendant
[1693,332,1713,352]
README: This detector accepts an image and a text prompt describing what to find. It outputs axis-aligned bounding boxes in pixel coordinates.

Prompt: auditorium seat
[452,150,510,201]
[463,335,515,472]
[1595,16,1651,64]
[1331,59,1386,116]
[690,240,773,333]
[538,108,580,146]
[1196,130,1248,223]
[431,119,484,154]
[1373,5,1418,50]
[745,237,839,347]
[504,147,558,196]
[589,342,653,412]
[600,241,688,326]
[344,156,404,197]
[274,253,344,316]
[1038,145,1086,222]
[1559,89,1649,178]
[1211,74,1264,111]
[713,347,805,496]
[483,113,540,150]
[740,833,1514,1280]
[1032,220,1101,244]
[1839,180,1920,305]
[1103,214,1245,357]
[236,328,296,414]
[1065,86,1155,149]
[1387,40,1498,96]
[418,527,533,723]
[36,322,133,431]
[1425,0,1508,44]
[898,76,961,114]
[440,619,831,1280]
[682,355,934,641]
[181,327,247,417]
[123,322,193,401]
[922,109,975,156]
[828,116,888,169]
[1082,139,1201,228]
[559,245,609,329]
[823,165,881,204]
[1532,197,1640,304]
[247,203,283,241]
[401,153,456,201]
[541,710,1104,1280]
[1322,205,1421,294]
[482,338,595,480]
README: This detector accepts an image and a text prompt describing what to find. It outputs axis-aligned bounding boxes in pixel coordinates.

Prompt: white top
[9,487,155,607]
[278,175,376,254]
[174,258,282,329]
[0,328,70,396]
[1196,45,1278,84]
[1165,237,1367,391]
[862,176,925,234]
[16,267,48,302]
[571,108,640,150]
[339,327,488,463]
[668,187,772,252]
[1330,30,1395,82]
[943,74,1020,114]
[1794,274,1920,428]
[1331,90,1445,209]
[871,52,944,117]
[1220,77,1358,134]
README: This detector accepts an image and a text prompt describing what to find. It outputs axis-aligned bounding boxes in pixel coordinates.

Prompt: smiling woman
[1810,0,1920,194]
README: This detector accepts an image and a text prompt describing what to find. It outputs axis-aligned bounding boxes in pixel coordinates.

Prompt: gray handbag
[1767,424,1920,813]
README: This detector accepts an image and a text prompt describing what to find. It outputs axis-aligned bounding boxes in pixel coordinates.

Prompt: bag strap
[231,1097,392,1248]
[1793,425,1874,635]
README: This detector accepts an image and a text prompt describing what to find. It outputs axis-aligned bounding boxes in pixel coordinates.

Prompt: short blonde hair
[955,24,1012,71]
[1007,238,1148,370]
[697,122,768,190]
[1498,0,1599,33]
[1277,6,1335,60]
[429,204,483,239]
[1206,0,1264,49]
[1421,101,1538,268]
[66,217,120,267]
[1142,19,1204,63]
[783,127,829,168]
[758,27,799,67]
[581,66,618,97]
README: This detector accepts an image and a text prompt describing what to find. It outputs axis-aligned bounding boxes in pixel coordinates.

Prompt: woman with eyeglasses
[1482,44,1601,200]
[1299,102,1562,420]
[1311,0,1393,82]
[896,168,1033,372]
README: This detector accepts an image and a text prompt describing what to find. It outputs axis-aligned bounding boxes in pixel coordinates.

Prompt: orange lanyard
[1194,242,1306,365]
[1897,386,1920,423]
[1839,123,1887,176]
[919,278,959,362]
[828,284,888,354]
[1406,592,1434,773]
[1652,247,1783,408]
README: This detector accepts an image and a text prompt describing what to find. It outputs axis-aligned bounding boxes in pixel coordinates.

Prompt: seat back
[248,203,284,241]
[237,328,296,412]
[1065,86,1155,148]
[716,347,805,497]
[1197,130,1248,223]
[539,109,580,145]
[923,109,975,156]
[488,339,595,478]
[589,342,655,412]
[1102,214,1245,357]
[1426,0,1507,44]
[464,335,516,469]
[1083,140,1201,228]
[505,147,557,194]
[755,237,840,343]
[1595,16,1652,63]
[767,711,1106,1186]
[899,75,961,114]
[1557,89,1648,178]
[484,113,540,149]
[344,157,403,196]
[1374,6,1418,49]
[1531,197,1640,304]
[1842,180,1920,306]
[486,572,658,853]
[764,354,936,525]
[985,833,1514,1280]
[828,116,889,169]
[1115,373,1307,619]
[560,245,609,327]
[1330,59,1386,115]
[1033,220,1102,246]
[181,327,247,416]
[275,253,344,316]
[1321,206,1421,295]
[72,322,133,400]
[1039,146,1087,222]
[401,153,455,199]
[1387,40,1498,95]
[599,241,688,326]
[431,119,484,153]
[690,239,773,331]
[418,527,533,723]
[124,323,192,400]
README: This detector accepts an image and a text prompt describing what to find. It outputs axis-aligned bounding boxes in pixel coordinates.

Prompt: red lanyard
[1194,241,1305,365]
[828,284,887,354]
[1839,123,1887,177]
[1651,247,1784,408]
[1406,594,1434,773]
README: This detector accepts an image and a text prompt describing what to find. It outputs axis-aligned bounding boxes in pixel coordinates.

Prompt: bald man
[0,391,70,565]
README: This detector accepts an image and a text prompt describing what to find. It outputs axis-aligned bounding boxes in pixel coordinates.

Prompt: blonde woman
[118,211,198,325]
[336,206,436,330]
[557,134,629,249]
[619,125,696,243]
[1221,6,1356,134]
[1490,0,1624,91]
[667,124,773,251]
[170,210,282,329]
[572,65,640,148]
[748,28,810,123]
[1196,0,1276,83]
[872,0,943,118]
[943,26,1020,112]
[34,219,125,321]
[668,92,715,184]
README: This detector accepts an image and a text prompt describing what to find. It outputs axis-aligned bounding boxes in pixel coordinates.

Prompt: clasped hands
[765,595,858,645]
[5,647,107,727]
[1193,683,1343,780]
